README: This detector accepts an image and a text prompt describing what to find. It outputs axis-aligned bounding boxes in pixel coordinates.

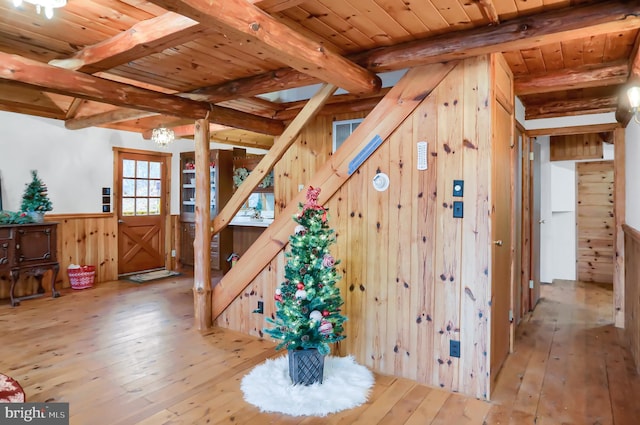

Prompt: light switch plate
[453,180,464,197]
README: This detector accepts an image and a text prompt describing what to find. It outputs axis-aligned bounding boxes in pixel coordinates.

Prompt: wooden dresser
[0,222,60,306]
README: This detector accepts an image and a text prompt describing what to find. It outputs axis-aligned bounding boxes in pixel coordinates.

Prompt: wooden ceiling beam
[251,0,305,13]
[64,98,84,120]
[141,123,232,139]
[209,134,273,151]
[66,108,160,130]
[146,0,381,95]
[0,52,285,136]
[359,1,640,71]
[525,95,619,120]
[49,12,203,74]
[140,122,273,150]
[526,123,621,137]
[275,97,382,121]
[190,0,640,102]
[515,61,629,96]
[476,0,500,25]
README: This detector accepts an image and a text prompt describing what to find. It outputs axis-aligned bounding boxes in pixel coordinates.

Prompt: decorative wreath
[233,167,273,189]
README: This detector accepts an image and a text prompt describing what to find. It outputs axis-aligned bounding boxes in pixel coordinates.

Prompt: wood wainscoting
[623,224,640,373]
[0,213,118,300]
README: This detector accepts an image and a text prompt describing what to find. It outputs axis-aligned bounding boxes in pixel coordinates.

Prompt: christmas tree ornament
[319,320,333,335]
[309,310,323,322]
[295,289,307,300]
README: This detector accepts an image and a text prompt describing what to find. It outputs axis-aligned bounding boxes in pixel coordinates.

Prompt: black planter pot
[288,348,325,385]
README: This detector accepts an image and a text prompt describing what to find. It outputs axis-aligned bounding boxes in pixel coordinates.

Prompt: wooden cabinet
[179,150,233,271]
[0,222,60,306]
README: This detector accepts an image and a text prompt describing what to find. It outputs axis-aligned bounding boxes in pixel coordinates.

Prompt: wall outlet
[298,184,304,192]
[253,301,264,314]
[171,249,176,258]
[450,340,460,358]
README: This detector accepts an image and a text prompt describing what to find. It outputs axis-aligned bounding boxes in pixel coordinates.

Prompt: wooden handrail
[212,61,458,320]
[211,83,337,234]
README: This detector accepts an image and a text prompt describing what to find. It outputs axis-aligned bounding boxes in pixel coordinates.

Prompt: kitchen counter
[229,216,273,228]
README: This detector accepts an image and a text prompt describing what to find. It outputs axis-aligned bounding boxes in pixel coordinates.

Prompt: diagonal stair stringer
[212,61,458,320]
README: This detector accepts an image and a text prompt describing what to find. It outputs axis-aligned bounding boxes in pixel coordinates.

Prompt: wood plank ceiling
[0,0,638,145]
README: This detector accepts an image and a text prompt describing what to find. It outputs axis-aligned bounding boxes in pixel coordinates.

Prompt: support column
[193,118,212,330]
[614,127,626,328]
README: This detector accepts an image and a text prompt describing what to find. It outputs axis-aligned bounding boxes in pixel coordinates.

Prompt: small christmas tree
[265,186,347,356]
[20,170,53,212]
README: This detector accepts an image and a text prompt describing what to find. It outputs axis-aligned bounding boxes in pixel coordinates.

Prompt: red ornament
[322,310,330,317]
[297,283,304,290]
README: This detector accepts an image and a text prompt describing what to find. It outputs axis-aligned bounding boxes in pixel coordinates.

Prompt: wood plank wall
[550,133,604,161]
[216,55,508,400]
[623,224,640,374]
[576,161,614,284]
[0,213,118,299]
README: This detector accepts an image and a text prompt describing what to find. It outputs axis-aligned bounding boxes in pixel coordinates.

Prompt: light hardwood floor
[0,277,638,424]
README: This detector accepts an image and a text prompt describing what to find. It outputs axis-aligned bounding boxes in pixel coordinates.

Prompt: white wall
[550,161,576,280]
[626,120,640,230]
[0,111,265,215]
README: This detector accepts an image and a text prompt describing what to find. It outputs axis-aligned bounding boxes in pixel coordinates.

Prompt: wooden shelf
[179,151,233,272]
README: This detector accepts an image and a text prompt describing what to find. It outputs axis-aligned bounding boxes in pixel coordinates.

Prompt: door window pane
[149,162,161,179]
[136,198,148,215]
[122,198,135,216]
[137,161,149,178]
[149,180,161,197]
[123,179,135,197]
[149,198,161,215]
[136,179,149,197]
[123,160,135,178]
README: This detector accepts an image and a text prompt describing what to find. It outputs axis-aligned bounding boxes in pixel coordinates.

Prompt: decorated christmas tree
[265,186,347,356]
[20,170,53,212]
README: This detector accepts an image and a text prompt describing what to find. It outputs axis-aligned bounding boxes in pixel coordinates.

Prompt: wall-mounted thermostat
[372,173,390,192]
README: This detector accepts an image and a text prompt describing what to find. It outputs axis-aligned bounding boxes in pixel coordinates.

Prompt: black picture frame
[102,196,110,204]
[102,205,110,213]
[102,187,110,196]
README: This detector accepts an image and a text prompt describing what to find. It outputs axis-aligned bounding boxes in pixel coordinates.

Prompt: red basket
[68,265,95,290]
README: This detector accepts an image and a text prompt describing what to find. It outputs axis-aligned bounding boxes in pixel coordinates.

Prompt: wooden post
[614,127,626,328]
[193,118,212,331]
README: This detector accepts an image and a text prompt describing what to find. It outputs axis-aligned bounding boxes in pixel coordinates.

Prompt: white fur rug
[241,355,374,417]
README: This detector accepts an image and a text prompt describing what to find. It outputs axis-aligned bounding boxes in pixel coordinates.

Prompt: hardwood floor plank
[403,389,451,425]
[1,277,638,424]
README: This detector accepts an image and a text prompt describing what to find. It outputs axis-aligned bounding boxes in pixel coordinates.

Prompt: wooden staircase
[211,61,458,320]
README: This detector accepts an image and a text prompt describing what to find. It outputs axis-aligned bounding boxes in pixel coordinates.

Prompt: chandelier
[151,127,175,148]
[11,0,67,19]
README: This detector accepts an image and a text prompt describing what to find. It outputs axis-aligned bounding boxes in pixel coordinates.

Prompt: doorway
[115,148,171,275]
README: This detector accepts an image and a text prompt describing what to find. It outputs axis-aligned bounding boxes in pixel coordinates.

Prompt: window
[121,159,162,216]
[332,119,363,152]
